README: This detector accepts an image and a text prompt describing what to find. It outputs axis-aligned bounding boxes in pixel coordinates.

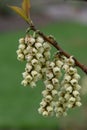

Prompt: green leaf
[8,5,29,23]
[22,0,30,18]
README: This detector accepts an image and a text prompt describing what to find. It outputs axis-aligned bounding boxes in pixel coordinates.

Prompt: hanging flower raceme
[16,32,51,87]
[16,31,82,118]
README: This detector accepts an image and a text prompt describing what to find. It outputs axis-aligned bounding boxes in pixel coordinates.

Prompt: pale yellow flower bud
[52,90,58,96]
[47,106,53,112]
[37,36,44,43]
[30,81,36,87]
[49,62,55,68]
[75,102,82,107]
[68,67,77,75]
[42,111,48,117]
[19,44,25,50]
[46,84,53,91]
[34,64,41,72]
[46,71,54,80]
[42,90,49,97]
[26,63,32,72]
[22,72,28,78]
[73,73,80,80]
[36,53,43,60]
[31,48,37,55]
[62,64,69,71]
[56,60,63,68]
[73,90,79,97]
[64,74,71,82]
[31,70,38,78]
[25,75,32,82]
[31,59,38,66]
[40,100,47,107]
[35,42,42,49]
[69,97,75,102]
[29,37,35,45]
[74,84,81,90]
[43,42,51,50]
[44,51,50,59]
[19,38,25,44]
[46,95,52,102]
[17,53,24,61]
[53,67,60,75]
[52,78,59,85]
[66,86,73,93]
[25,54,33,61]
[67,103,73,108]
[16,49,22,55]
[21,79,28,86]
[70,79,78,86]
[64,93,71,100]
[67,56,75,66]
[38,107,44,114]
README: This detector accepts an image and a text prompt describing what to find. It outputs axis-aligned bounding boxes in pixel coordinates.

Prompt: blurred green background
[0,0,87,130]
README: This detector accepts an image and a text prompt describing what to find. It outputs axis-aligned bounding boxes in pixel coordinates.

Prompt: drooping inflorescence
[16,31,82,118]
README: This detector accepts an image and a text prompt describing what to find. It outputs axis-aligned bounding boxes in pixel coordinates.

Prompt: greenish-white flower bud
[46,71,54,80]
[16,49,22,55]
[22,72,28,78]
[67,56,75,66]
[73,73,80,80]
[25,54,33,61]
[28,37,35,45]
[68,67,77,75]
[73,90,79,97]
[53,67,60,75]
[42,90,49,97]
[17,53,24,61]
[19,38,25,44]
[19,44,26,50]
[64,74,71,82]
[35,42,42,49]
[69,97,76,102]
[70,79,78,86]
[42,111,48,117]
[31,59,38,66]
[25,75,32,82]
[38,107,44,114]
[66,86,73,93]
[56,60,63,68]
[46,95,52,102]
[26,63,32,72]
[31,70,38,78]
[21,79,28,86]
[62,64,69,71]
[36,53,43,60]
[43,42,51,50]
[46,84,53,91]
[40,100,47,107]
[52,78,59,85]
[37,36,44,43]
[47,106,53,112]
[49,62,55,69]
[52,90,58,96]
[75,102,82,107]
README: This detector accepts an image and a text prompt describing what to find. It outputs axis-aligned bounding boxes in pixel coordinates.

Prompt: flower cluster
[16,34,51,87]
[16,32,82,118]
[54,56,81,117]
[38,55,82,117]
[38,55,63,117]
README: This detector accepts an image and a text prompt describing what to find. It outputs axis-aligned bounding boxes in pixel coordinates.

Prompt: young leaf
[22,0,31,18]
[8,6,29,23]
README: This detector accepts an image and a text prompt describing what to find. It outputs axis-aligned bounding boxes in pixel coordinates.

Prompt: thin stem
[29,25,87,75]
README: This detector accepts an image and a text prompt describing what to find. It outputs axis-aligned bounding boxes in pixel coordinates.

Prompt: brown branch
[30,25,87,75]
